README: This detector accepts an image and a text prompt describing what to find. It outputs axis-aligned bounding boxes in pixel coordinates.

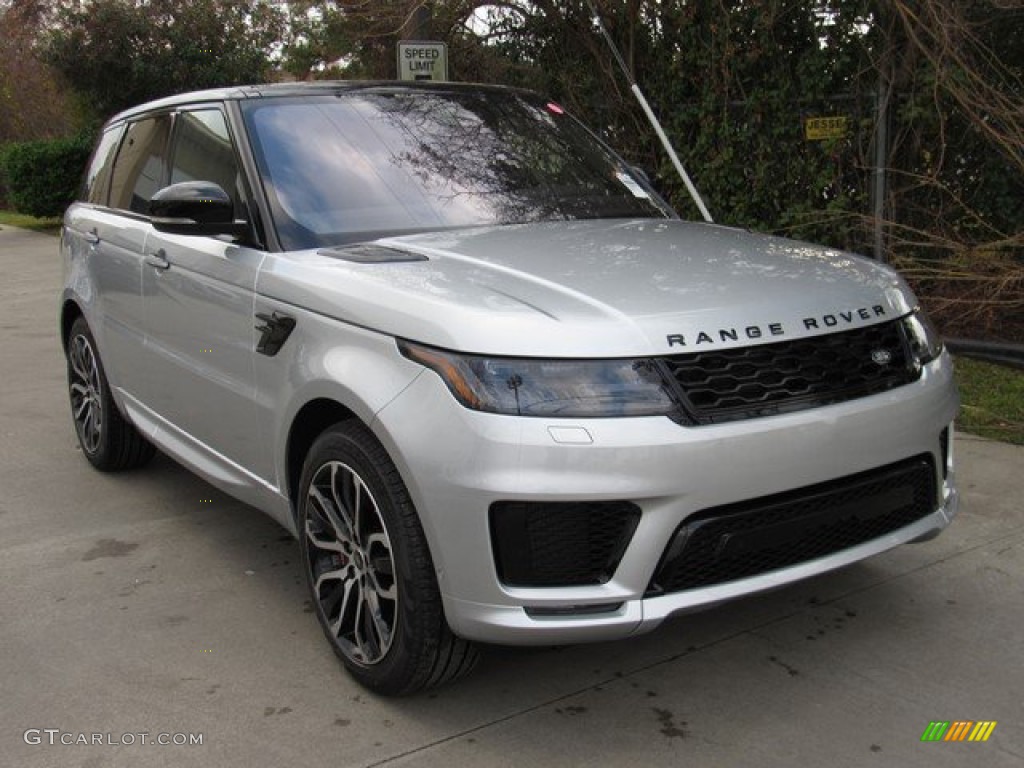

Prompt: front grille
[661,320,919,425]
[647,456,937,596]
[490,501,641,587]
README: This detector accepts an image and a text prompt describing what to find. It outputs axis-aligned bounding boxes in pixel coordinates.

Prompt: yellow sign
[804,116,849,141]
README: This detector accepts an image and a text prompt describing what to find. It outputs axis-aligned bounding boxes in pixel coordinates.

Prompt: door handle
[84,229,100,246]
[145,250,171,270]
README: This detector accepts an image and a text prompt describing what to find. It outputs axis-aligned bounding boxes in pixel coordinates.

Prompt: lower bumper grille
[648,456,937,595]
[490,501,641,587]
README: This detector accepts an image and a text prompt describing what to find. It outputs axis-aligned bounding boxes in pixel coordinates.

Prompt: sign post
[397,42,448,82]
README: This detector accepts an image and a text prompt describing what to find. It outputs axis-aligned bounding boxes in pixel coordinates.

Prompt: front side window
[169,108,243,218]
[83,125,125,205]
[108,115,172,214]
[242,89,672,249]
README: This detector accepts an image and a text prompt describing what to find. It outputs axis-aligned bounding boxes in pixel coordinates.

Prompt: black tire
[66,316,155,471]
[298,420,478,695]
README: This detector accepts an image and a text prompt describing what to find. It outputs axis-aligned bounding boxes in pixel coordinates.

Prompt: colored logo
[921,721,997,742]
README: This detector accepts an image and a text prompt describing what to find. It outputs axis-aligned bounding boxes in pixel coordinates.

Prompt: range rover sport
[60,82,959,694]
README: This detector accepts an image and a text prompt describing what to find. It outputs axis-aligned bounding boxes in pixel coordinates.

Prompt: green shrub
[0,144,10,210]
[0,135,93,218]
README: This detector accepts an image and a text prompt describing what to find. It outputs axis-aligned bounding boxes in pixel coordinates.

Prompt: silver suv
[61,82,959,695]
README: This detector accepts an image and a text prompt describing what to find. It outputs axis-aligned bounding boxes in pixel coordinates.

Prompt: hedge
[0,135,93,218]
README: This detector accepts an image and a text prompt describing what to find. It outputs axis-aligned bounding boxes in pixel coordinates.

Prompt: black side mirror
[148,181,248,238]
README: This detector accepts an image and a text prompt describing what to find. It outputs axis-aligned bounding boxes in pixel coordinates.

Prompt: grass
[954,357,1024,445]
[0,210,62,234]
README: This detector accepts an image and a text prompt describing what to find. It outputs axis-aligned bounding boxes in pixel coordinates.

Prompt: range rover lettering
[61,82,959,695]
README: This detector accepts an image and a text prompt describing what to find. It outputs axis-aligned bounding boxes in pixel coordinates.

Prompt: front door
[140,108,266,479]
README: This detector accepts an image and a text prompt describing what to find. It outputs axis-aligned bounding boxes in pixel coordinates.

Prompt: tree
[45,0,286,121]
[0,1,77,143]
[872,0,1023,338]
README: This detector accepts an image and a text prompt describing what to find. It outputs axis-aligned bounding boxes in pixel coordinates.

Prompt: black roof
[107,80,530,125]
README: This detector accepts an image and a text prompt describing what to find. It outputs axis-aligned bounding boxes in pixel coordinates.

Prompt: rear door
[64,117,170,400]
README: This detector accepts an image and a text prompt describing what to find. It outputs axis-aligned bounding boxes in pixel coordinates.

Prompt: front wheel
[298,421,478,695]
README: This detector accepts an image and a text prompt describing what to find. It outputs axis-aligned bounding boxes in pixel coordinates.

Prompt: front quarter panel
[250,280,425,501]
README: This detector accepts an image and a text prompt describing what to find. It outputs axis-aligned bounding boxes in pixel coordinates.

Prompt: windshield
[241,88,673,249]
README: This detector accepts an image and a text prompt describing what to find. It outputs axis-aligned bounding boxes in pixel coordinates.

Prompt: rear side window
[82,125,125,205]
[169,109,243,217]
[109,115,172,214]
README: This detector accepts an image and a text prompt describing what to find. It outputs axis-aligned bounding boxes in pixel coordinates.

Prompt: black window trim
[225,99,276,251]
[80,122,127,207]
[105,109,175,217]
[165,103,264,249]
[92,101,268,250]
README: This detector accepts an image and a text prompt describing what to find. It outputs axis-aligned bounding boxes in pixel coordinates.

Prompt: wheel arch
[285,397,357,517]
[60,298,85,352]
[282,388,450,606]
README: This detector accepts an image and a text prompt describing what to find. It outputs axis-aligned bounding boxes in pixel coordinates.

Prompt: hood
[256,219,916,358]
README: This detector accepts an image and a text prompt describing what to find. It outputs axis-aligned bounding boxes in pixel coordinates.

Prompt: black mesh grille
[939,427,950,479]
[647,456,937,595]
[662,320,919,425]
[490,501,641,587]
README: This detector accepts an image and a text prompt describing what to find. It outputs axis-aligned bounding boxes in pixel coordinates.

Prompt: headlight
[901,307,944,365]
[399,341,676,418]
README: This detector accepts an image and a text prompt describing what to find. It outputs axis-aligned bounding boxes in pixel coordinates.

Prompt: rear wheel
[298,421,478,695]
[66,316,155,471]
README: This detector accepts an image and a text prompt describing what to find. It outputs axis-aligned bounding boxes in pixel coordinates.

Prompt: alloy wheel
[304,461,398,665]
[69,332,104,454]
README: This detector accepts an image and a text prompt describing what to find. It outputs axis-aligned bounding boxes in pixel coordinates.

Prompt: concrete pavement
[1,224,1022,767]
